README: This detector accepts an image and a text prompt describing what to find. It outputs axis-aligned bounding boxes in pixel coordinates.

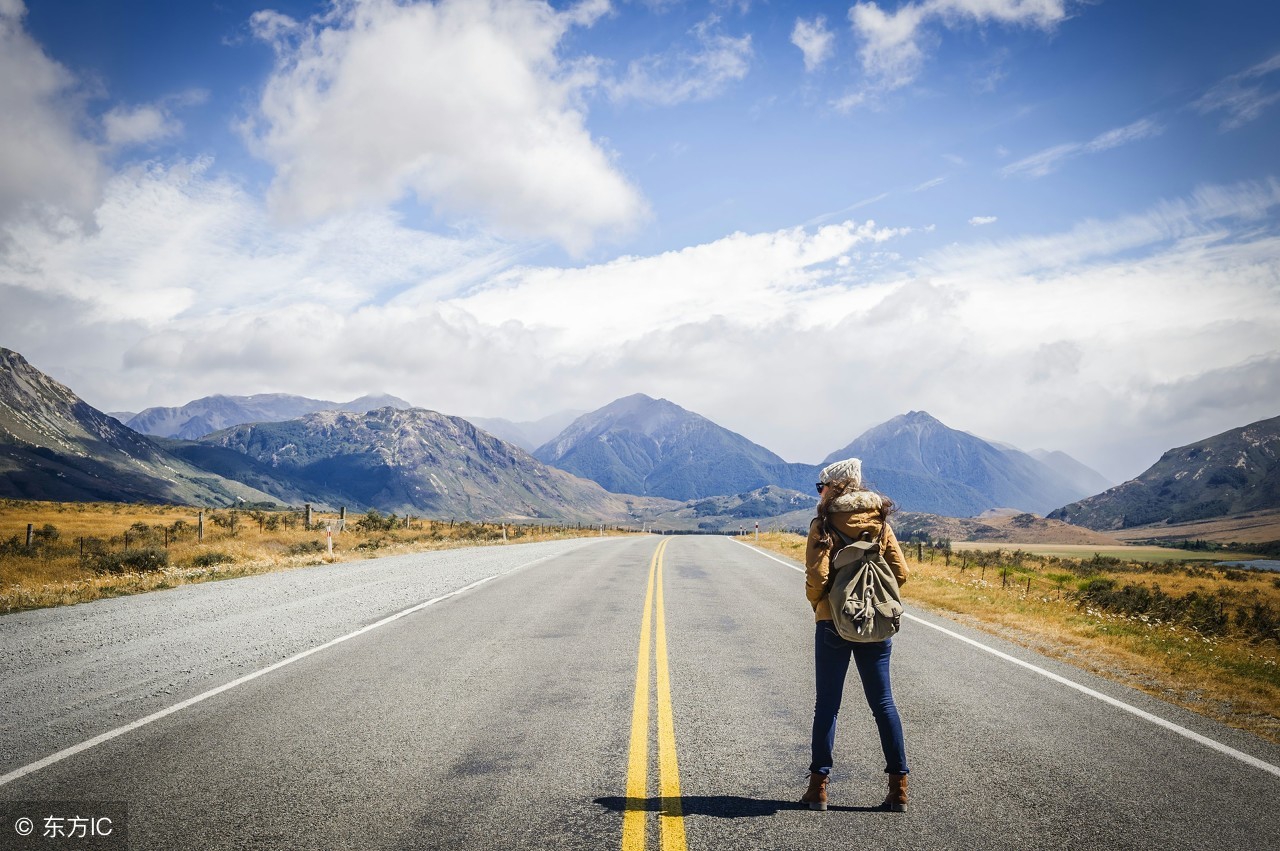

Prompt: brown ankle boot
[800,772,829,811]
[882,772,908,812]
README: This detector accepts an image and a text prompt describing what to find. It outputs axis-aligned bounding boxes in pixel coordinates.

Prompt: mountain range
[823,411,1090,516]
[0,349,278,506]
[125,393,415,440]
[0,348,671,522]
[463,410,585,453]
[1027,448,1113,497]
[1049,415,1280,530]
[532,394,816,501]
[10,345,1272,535]
[529,395,1102,515]
[193,407,663,522]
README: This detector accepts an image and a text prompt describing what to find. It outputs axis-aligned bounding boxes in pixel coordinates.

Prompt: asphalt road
[2,535,1279,850]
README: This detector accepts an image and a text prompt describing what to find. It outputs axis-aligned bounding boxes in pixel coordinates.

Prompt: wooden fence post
[305,503,313,531]
[26,523,33,547]
[198,511,204,542]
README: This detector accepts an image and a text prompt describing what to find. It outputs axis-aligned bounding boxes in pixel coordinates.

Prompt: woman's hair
[813,477,895,552]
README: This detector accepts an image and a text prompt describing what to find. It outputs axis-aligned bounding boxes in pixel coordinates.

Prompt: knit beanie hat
[819,457,862,488]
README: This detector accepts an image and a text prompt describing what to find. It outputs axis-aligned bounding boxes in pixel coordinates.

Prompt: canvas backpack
[825,522,904,643]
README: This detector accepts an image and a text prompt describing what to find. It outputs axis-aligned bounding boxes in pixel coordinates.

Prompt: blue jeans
[810,620,908,776]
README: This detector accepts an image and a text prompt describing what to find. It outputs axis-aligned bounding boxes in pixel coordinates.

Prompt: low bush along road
[2,536,1278,850]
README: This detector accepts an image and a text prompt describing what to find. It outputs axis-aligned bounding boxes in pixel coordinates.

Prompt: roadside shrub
[1234,601,1280,645]
[355,509,400,532]
[287,540,325,556]
[1076,579,1230,637]
[91,547,169,574]
[0,534,32,556]
[355,538,384,551]
[190,551,235,568]
[208,511,241,535]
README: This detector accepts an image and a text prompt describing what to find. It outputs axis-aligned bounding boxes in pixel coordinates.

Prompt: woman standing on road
[800,457,911,812]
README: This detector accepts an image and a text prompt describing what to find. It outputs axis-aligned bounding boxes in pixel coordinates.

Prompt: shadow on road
[592,795,885,817]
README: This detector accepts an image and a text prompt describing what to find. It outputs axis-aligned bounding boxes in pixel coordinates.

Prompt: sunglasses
[815,483,826,493]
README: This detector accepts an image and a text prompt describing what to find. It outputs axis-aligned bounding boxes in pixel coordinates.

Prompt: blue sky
[2,0,1279,483]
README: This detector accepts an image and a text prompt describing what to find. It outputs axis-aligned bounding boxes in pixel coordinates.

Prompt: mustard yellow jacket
[805,489,910,622]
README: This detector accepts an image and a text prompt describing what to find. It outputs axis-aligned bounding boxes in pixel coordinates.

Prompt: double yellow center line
[622,538,687,851]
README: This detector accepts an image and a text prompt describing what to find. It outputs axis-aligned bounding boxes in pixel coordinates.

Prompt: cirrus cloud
[1195,51,1280,132]
[606,16,753,105]
[849,0,1068,91]
[1001,117,1164,178]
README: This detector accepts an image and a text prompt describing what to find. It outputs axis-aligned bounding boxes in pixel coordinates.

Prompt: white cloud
[849,0,1067,91]
[0,158,512,329]
[242,0,644,253]
[968,215,996,225]
[791,16,834,72]
[832,90,869,112]
[0,0,103,221]
[607,16,752,105]
[103,105,182,147]
[1195,51,1280,131]
[102,90,208,148]
[451,219,911,351]
[1002,117,1163,178]
[913,176,945,192]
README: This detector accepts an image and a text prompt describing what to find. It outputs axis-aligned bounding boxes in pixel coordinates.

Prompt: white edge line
[0,549,572,788]
[730,538,1280,780]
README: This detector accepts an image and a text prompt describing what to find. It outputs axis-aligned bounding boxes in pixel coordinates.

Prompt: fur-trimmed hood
[828,489,885,514]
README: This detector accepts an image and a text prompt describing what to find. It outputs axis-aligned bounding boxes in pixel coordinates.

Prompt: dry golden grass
[948,542,1254,562]
[752,531,1280,745]
[1111,509,1280,545]
[0,499,624,613]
